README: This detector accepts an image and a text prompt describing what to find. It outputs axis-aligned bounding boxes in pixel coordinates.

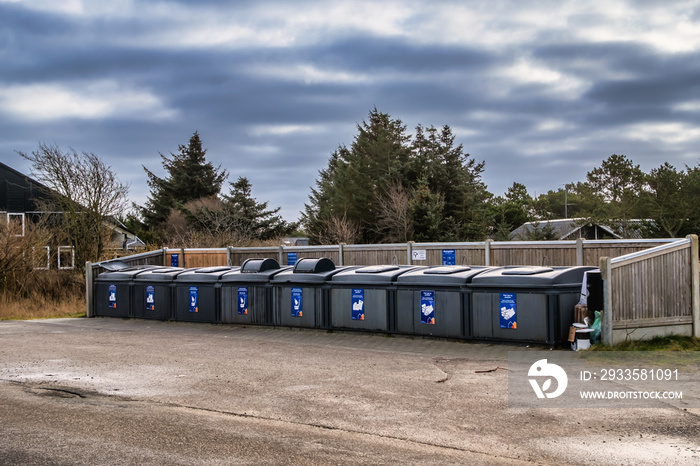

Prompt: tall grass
[1,221,85,320]
[0,292,85,320]
[592,335,700,351]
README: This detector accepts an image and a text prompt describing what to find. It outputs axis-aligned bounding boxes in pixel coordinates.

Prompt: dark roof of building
[0,160,52,213]
[1,161,140,239]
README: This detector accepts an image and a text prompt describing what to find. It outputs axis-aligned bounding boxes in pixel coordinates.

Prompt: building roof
[0,160,52,213]
[510,218,621,241]
[1,160,143,246]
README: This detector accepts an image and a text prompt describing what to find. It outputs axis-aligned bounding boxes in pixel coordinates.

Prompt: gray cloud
[1,0,700,222]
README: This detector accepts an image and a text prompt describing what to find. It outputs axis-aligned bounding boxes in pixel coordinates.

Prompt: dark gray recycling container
[270,258,352,329]
[395,265,493,338]
[94,266,160,318]
[133,267,187,320]
[173,266,239,323]
[469,266,596,346]
[330,265,416,332]
[220,259,290,325]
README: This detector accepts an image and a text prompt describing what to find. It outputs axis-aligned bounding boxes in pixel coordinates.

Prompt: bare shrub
[316,213,362,245]
[374,184,413,243]
[0,220,52,296]
[0,220,84,319]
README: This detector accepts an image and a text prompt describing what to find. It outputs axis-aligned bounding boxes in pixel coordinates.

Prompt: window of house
[7,213,25,236]
[58,246,75,270]
[32,246,50,270]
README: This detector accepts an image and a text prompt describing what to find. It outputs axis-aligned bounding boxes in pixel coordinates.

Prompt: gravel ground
[0,318,698,465]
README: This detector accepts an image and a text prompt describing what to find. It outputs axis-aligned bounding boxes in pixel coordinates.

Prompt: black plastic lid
[242,258,280,273]
[501,266,554,275]
[100,261,130,271]
[354,265,400,274]
[194,266,233,274]
[293,257,335,273]
[424,266,472,275]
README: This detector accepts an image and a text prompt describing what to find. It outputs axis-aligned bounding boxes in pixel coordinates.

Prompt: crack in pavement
[8,379,536,465]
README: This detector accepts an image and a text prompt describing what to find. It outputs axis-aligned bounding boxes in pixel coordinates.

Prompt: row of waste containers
[95,258,596,346]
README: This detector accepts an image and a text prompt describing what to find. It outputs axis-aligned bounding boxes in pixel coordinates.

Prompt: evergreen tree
[303,109,491,244]
[683,164,700,236]
[409,176,445,242]
[302,148,346,243]
[333,108,412,242]
[142,132,227,231]
[221,177,295,240]
[409,124,490,241]
[584,154,645,238]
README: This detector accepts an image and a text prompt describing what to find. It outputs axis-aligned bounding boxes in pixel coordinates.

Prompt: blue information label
[189,286,198,313]
[351,289,365,321]
[108,284,117,309]
[442,249,456,266]
[171,253,179,267]
[146,285,155,311]
[500,293,517,329]
[238,287,248,315]
[287,252,297,266]
[291,287,303,317]
[420,290,435,324]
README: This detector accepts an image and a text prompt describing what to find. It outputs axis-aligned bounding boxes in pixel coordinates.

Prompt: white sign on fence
[412,249,427,261]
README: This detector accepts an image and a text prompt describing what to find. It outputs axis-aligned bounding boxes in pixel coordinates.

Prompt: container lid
[100,261,131,271]
[134,267,187,282]
[175,266,240,282]
[501,266,554,275]
[424,266,472,275]
[220,265,291,283]
[194,266,233,274]
[355,265,400,273]
[271,265,350,283]
[396,266,492,285]
[292,257,335,273]
[241,258,280,273]
[96,266,157,280]
[331,265,413,284]
[470,266,597,288]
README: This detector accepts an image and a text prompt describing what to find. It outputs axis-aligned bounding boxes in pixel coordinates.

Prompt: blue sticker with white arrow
[238,287,248,315]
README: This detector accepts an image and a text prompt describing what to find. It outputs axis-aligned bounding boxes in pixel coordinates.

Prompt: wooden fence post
[85,261,94,318]
[576,238,584,266]
[600,256,613,345]
[689,234,700,338]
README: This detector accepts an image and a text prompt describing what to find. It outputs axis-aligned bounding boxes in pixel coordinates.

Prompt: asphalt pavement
[0,318,698,465]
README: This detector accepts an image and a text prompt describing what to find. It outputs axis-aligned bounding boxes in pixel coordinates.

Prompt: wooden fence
[227,238,677,267]
[600,235,700,345]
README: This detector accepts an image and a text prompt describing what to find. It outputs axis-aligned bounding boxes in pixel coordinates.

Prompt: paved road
[1,318,698,465]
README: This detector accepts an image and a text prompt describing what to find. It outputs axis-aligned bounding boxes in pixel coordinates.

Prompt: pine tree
[303,109,491,244]
[141,132,227,231]
[409,125,490,241]
[221,177,296,240]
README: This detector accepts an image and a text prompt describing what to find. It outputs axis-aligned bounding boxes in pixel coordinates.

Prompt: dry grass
[0,293,86,320]
[591,335,700,351]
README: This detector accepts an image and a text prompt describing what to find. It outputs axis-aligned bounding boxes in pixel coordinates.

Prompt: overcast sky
[2,0,700,222]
